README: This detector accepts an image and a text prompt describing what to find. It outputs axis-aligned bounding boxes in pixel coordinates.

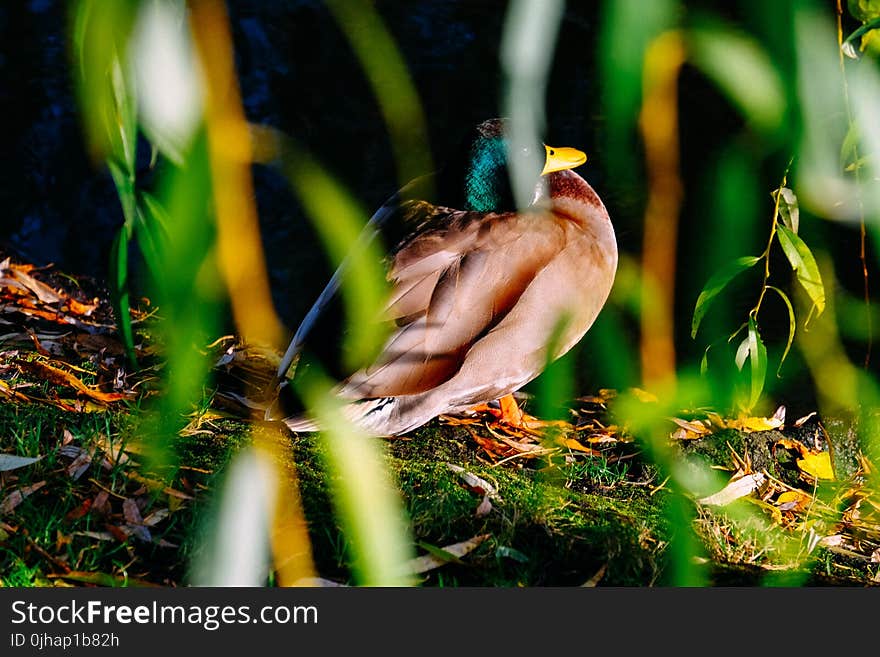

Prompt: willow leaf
[776,225,825,318]
[766,285,796,376]
[692,256,761,338]
[747,316,767,410]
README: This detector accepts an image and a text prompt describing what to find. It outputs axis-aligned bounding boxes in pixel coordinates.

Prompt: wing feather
[340,208,568,398]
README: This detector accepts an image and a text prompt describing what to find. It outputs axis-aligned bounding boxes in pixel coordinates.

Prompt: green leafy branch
[691,169,826,411]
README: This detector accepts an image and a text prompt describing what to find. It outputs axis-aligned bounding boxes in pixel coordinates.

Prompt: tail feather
[283,396,437,437]
[283,414,320,433]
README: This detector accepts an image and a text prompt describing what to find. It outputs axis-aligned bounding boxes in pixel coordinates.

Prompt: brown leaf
[142,508,170,527]
[66,449,92,480]
[95,434,130,467]
[122,498,144,525]
[65,499,93,521]
[0,379,31,403]
[105,524,130,542]
[91,491,111,517]
[581,563,608,587]
[775,437,808,457]
[74,530,114,542]
[46,571,159,587]
[0,480,46,515]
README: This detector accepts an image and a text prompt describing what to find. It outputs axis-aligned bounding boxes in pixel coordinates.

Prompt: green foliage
[746,316,768,410]
[598,0,679,179]
[775,224,826,320]
[687,23,786,137]
[691,256,761,339]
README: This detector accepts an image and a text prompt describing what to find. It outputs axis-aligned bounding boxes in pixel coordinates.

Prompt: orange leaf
[557,437,602,456]
[775,437,807,457]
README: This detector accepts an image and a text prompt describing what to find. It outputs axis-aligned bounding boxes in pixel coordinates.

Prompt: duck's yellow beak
[541,145,587,176]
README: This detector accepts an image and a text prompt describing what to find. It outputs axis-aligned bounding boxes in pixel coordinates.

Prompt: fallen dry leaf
[0,453,42,472]
[17,359,130,404]
[557,436,602,456]
[670,417,713,440]
[797,451,834,481]
[776,490,812,512]
[475,495,493,518]
[582,563,608,587]
[0,480,46,515]
[66,449,92,480]
[406,534,490,575]
[446,463,500,500]
[122,498,143,525]
[142,508,170,527]
[698,473,766,506]
[65,499,93,521]
[91,491,111,517]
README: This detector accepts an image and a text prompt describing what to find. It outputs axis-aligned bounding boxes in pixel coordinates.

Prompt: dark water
[1,0,876,402]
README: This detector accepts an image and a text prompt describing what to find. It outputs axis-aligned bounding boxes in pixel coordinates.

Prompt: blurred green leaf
[536,314,574,423]
[297,368,414,586]
[134,191,171,294]
[849,0,880,22]
[776,225,826,318]
[747,316,767,410]
[839,123,860,169]
[688,25,785,136]
[598,0,678,179]
[284,149,390,371]
[325,0,431,188]
[109,226,135,366]
[71,0,137,162]
[107,160,136,227]
[129,0,203,164]
[700,345,710,375]
[691,256,761,338]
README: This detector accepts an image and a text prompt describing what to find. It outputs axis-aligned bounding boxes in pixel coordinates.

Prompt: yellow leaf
[557,437,601,456]
[776,490,811,512]
[727,414,784,432]
[630,387,658,403]
[796,451,834,481]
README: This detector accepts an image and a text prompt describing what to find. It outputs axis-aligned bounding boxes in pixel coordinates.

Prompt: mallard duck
[283,118,617,436]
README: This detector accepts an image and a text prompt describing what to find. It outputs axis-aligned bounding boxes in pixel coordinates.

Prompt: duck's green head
[442,118,587,213]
